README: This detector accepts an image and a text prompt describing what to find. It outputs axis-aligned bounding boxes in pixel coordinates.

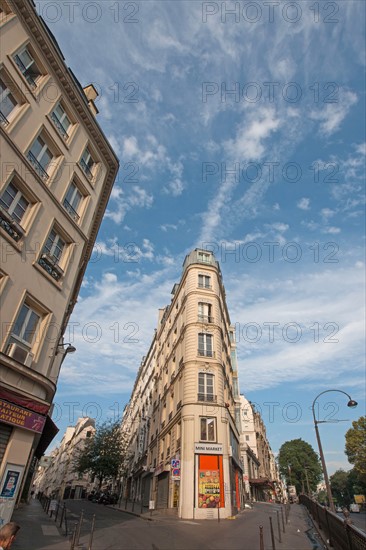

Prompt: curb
[108,505,154,521]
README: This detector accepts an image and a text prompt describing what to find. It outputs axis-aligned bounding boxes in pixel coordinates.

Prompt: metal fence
[300,495,366,550]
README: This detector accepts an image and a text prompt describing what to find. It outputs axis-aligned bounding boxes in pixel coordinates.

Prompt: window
[200,418,216,442]
[198,372,215,402]
[198,333,213,357]
[51,102,71,140]
[0,180,29,225]
[10,303,40,349]
[80,147,95,180]
[198,302,213,323]
[230,351,237,372]
[0,77,17,126]
[197,251,211,264]
[14,46,41,89]
[63,182,83,222]
[27,135,54,180]
[39,228,66,281]
[0,179,29,241]
[245,435,250,441]
[198,274,211,289]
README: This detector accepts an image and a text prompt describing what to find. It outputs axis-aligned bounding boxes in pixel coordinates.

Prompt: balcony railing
[176,438,181,449]
[80,158,93,180]
[197,393,217,403]
[0,110,10,127]
[14,55,37,89]
[51,111,70,140]
[63,199,80,222]
[0,205,25,242]
[161,421,165,429]
[176,400,182,410]
[198,315,214,323]
[168,411,173,421]
[38,253,64,281]
[198,283,212,289]
[198,349,214,358]
[27,151,49,181]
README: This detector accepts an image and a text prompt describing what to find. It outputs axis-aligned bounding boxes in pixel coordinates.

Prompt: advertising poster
[198,469,220,508]
[0,468,21,499]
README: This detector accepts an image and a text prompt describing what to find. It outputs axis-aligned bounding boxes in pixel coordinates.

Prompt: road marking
[180,521,200,525]
[41,525,59,536]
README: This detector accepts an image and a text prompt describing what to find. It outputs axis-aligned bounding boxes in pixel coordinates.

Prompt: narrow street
[13,499,318,550]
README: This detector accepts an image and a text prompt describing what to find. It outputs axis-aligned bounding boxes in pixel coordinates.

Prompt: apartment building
[239,395,280,502]
[0,0,119,522]
[121,249,244,519]
[33,417,95,499]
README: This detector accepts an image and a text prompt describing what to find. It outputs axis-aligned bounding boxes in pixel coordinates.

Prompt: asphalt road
[63,500,314,550]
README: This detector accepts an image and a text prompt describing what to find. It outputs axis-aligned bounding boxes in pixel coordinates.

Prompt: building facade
[121,249,244,519]
[0,0,119,523]
[239,396,280,502]
[33,417,95,499]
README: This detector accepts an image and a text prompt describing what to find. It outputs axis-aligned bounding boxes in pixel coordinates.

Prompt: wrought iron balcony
[198,349,214,357]
[27,151,49,181]
[198,283,212,289]
[38,253,64,281]
[80,158,93,180]
[197,393,217,403]
[176,438,181,449]
[198,315,214,323]
[14,55,37,89]
[0,110,10,127]
[51,111,69,140]
[63,199,80,222]
[0,205,25,242]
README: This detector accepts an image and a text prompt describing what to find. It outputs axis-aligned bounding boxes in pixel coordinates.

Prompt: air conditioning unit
[7,343,34,367]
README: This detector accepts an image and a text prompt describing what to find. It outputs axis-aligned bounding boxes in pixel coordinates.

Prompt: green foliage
[345,416,366,480]
[278,438,322,495]
[75,421,125,487]
[330,468,366,506]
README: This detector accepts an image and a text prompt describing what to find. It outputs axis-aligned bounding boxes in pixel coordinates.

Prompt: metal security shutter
[142,475,152,507]
[0,424,13,463]
[156,472,169,509]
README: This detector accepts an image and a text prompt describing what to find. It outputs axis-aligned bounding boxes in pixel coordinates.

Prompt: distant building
[33,417,95,499]
[0,0,118,522]
[239,396,281,502]
[121,249,244,519]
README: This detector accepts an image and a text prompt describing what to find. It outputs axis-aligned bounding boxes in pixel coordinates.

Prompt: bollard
[217,506,220,523]
[280,506,285,533]
[75,510,84,547]
[269,517,276,550]
[88,514,96,550]
[54,502,59,522]
[59,503,65,528]
[132,498,135,512]
[141,499,143,514]
[276,510,282,543]
[70,521,78,550]
[259,525,264,550]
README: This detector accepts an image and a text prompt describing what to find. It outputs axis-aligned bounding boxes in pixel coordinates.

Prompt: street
[13,500,317,550]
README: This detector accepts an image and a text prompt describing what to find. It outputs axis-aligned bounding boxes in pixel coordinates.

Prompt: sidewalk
[11,499,70,550]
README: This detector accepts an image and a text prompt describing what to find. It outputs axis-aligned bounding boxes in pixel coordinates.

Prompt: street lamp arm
[311,389,353,423]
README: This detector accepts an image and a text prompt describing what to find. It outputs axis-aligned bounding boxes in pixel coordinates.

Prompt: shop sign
[194,443,223,454]
[0,399,46,433]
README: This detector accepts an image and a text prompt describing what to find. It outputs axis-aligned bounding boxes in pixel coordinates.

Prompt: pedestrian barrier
[300,494,366,550]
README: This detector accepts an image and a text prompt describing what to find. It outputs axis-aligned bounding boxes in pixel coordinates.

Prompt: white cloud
[310,90,358,136]
[323,226,341,234]
[297,198,310,211]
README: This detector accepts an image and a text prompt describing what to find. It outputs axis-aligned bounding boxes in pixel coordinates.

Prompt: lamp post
[312,389,357,513]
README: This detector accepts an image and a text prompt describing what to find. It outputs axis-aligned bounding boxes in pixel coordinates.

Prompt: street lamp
[312,389,357,513]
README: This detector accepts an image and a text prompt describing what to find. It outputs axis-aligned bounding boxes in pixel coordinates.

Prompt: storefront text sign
[0,399,46,433]
[194,443,223,454]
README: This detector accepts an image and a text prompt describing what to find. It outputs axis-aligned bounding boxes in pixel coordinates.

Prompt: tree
[75,421,125,489]
[330,469,350,506]
[278,438,322,495]
[345,416,366,480]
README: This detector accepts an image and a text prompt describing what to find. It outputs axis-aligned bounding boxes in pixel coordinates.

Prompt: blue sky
[41,1,365,474]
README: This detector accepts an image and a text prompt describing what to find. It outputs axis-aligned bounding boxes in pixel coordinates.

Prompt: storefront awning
[34,416,59,459]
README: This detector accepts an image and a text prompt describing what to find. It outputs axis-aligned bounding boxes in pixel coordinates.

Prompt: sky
[39,0,365,475]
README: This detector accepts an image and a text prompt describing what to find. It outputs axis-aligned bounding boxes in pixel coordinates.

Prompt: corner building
[121,250,244,519]
[0,0,118,523]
